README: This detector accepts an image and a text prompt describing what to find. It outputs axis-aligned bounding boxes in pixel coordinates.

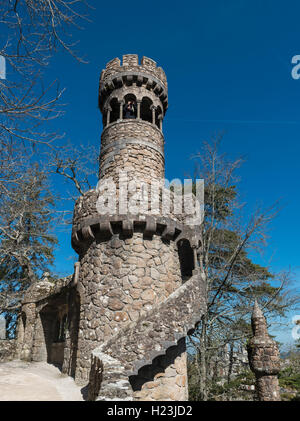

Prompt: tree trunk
[198,314,208,400]
[227,341,234,384]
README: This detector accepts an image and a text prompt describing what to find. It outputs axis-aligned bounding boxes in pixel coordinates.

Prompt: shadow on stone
[80,385,89,401]
[129,338,186,392]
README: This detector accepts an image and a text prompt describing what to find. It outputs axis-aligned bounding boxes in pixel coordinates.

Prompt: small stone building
[15,55,206,401]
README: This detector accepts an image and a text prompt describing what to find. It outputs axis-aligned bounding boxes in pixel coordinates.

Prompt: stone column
[247,301,281,401]
[0,316,5,339]
[158,115,163,130]
[136,100,141,119]
[119,101,124,120]
[150,105,156,125]
[106,107,111,126]
[15,312,27,359]
[20,303,36,361]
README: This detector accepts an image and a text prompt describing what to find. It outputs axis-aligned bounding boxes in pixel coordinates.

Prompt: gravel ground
[0,360,84,401]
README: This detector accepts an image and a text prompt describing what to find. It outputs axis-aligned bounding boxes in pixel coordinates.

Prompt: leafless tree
[48,141,98,197]
[0,1,91,324]
[0,0,91,148]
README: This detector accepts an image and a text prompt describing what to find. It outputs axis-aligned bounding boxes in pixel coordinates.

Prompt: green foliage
[209,371,255,401]
[188,353,255,401]
[279,373,300,391]
[187,359,201,401]
[278,349,300,400]
[203,184,237,222]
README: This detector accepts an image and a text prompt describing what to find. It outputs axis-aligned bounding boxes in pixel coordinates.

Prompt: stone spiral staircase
[87,270,206,401]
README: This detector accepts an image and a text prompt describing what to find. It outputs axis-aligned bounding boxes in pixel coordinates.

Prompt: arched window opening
[124,93,137,105]
[123,94,137,119]
[178,239,194,282]
[109,98,119,124]
[140,97,153,123]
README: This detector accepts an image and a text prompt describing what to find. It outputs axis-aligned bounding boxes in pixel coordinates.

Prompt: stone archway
[31,295,68,369]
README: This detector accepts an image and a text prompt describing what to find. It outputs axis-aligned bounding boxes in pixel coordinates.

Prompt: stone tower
[247,301,281,401]
[70,54,206,400]
[15,54,205,401]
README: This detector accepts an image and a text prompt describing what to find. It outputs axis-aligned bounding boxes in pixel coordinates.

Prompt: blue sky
[41,0,300,346]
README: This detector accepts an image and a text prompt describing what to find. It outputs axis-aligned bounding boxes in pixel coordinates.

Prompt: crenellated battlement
[99,54,168,119]
[101,54,167,88]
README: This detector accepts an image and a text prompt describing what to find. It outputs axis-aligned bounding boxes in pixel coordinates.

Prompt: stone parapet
[71,213,200,255]
[88,352,133,401]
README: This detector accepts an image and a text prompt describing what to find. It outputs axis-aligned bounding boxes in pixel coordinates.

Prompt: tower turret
[98,54,168,200]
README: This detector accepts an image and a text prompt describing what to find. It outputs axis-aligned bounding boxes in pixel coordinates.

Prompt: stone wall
[100,122,164,183]
[16,274,74,367]
[101,119,163,148]
[74,231,183,384]
[133,341,188,401]
[0,339,17,363]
